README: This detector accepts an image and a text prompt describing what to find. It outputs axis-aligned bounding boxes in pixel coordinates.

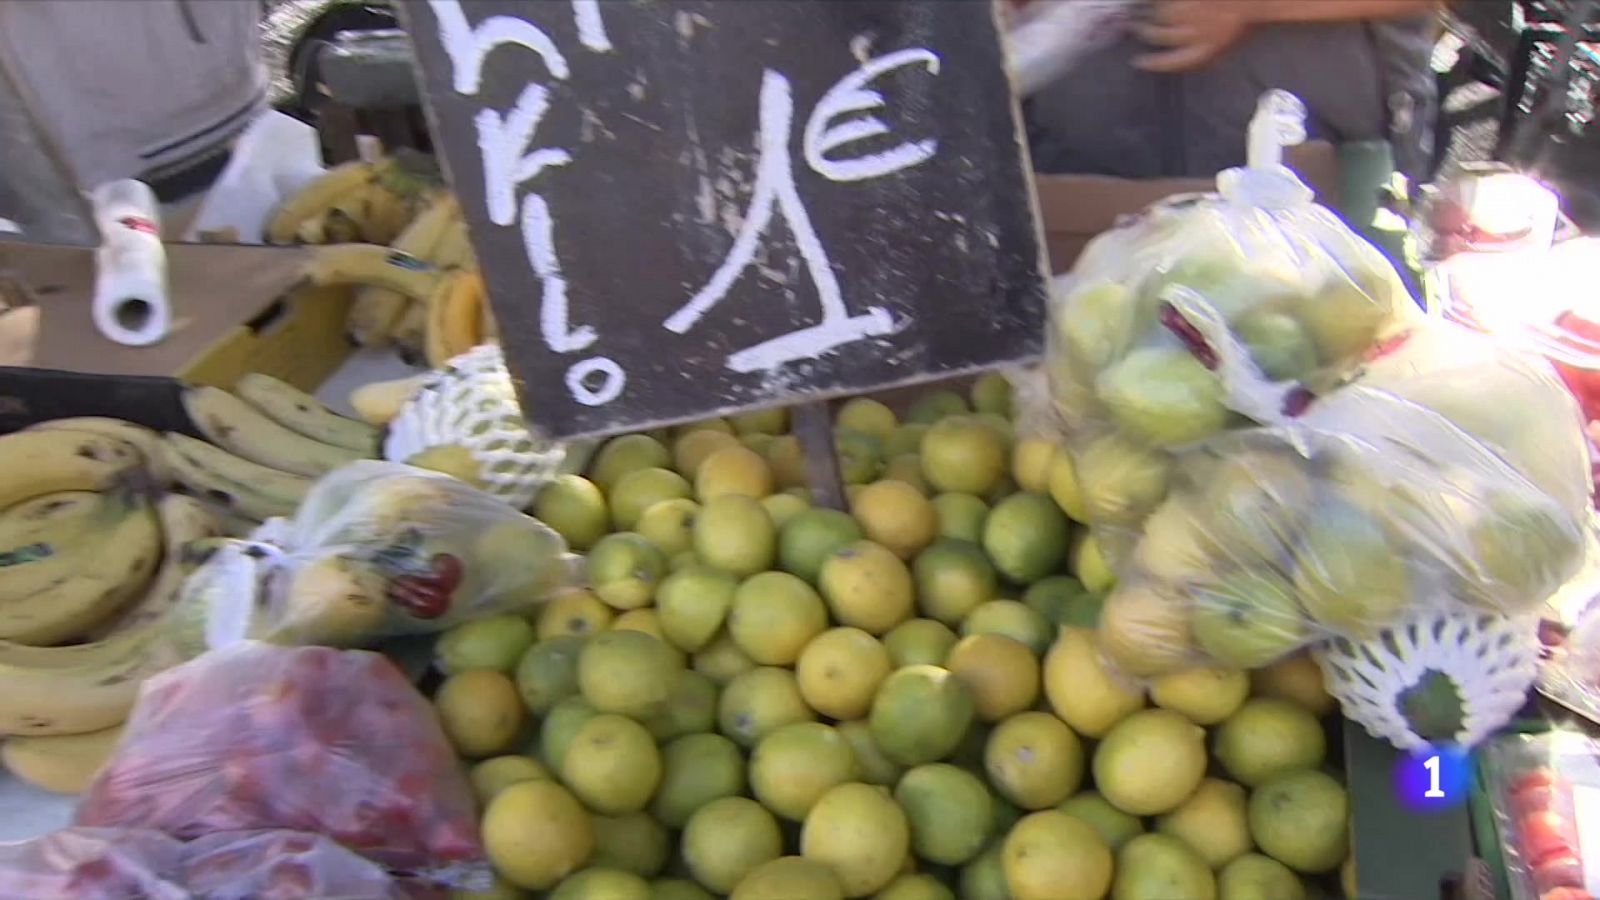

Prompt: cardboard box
[1033,142,1342,273]
[0,242,353,433]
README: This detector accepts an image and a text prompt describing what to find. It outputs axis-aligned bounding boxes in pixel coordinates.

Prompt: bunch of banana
[171,374,380,523]
[0,423,233,791]
[263,154,440,247]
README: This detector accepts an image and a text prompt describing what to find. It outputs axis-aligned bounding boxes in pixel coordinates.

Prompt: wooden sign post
[399,0,1046,449]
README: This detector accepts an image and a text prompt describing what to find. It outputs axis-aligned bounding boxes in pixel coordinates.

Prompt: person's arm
[1135,0,1440,73]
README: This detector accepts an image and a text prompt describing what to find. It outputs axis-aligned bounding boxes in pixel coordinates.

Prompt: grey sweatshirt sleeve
[0,0,266,189]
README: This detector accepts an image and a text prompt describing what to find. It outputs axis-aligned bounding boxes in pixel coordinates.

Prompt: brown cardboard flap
[1033,141,1342,273]
[0,241,313,376]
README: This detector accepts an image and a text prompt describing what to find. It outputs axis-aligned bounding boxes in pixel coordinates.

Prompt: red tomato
[1522,811,1577,866]
[1540,888,1596,900]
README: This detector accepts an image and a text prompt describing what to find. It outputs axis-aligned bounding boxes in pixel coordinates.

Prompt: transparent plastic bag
[0,827,188,900]
[1043,92,1419,534]
[0,827,446,900]
[182,830,447,900]
[76,642,485,886]
[1097,385,1589,678]
[177,460,582,647]
[1478,730,1600,900]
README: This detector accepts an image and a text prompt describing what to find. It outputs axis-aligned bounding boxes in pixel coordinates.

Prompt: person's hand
[1133,0,1256,72]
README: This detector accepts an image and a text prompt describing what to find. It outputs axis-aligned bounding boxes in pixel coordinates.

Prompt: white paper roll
[91,179,170,346]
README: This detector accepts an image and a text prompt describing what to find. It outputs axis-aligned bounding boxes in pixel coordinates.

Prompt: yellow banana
[0,493,120,606]
[264,159,380,244]
[0,496,161,646]
[0,491,105,558]
[0,494,220,671]
[160,432,312,521]
[479,300,500,343]
[1,723,124,792]
[431,218,476,269]
[349,374,431,426]
[0,625,182,735]
[302,243,445,302]
[183,386,364,477]
[347,191,460,346]
[390,299,429,364]
[358,181,418,245]
[25,417,169,485]
[271,554,390,646]
[96,493,223,639]
[0,430,144,510]
[425,269,485,368]
[233,373,379,454]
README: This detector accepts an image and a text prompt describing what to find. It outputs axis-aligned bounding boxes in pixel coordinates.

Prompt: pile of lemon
[428,374,1350,900]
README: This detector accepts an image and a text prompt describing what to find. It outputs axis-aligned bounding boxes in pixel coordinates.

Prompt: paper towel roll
[91,179,170,346]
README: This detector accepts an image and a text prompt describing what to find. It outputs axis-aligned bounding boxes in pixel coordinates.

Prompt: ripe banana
[0,491,106,561]
[347,191,460,346]
[233,373,379,454]
[0,625,182,735]
[96,493,223,639]
[302,243,446,302]
[183,386,364,477]
[480,300,500,343]
[161,431,313,521]
[359,180,418,245]
[1,723,124,792]
[25,417,168,485]
[425,269,485,368]
[0,430,144,510]
[432,218,476,269]
[0,496,161,646]
[264,159,380,244]
[349,374,431,426]
[0,493,117,606]
[0,494,222,671]
[391,299,429,364]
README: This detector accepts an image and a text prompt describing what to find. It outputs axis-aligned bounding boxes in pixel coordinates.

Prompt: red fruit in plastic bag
[77,643,486,882]
[1534,855,1586,893]
[1522,811,1577,866]
[1541,888,1596,900]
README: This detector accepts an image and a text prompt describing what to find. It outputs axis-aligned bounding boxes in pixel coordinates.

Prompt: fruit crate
[1346,724,1481,900]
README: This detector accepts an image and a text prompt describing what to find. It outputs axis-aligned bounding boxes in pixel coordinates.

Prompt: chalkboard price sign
[401,0,1047,439]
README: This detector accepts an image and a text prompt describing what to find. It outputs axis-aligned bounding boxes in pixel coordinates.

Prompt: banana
[233,373,379,454]
[0,493,220,674]
[391,299,429,364]
[349,374,431,426]
[1,723,124,792]
[425,270,485,368]
[0,496,161,646]
[0,430,144,510]
[160,432,312,521]
[0,625,182,735]
[25,417,169,484]
[264,159,380,244]
[302,243,446,302]
[480,300,500,343]
[431,218,476,269]
[0,491,106,559]
[0,493,121,606]
[183,386,365,477]
[358,180,418,245]
[96,493,223,639]
[347,191,460,346]
[320,205,366,244]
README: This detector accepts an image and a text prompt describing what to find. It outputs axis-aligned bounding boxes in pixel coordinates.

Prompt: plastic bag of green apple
[1046,92,1418,531]
[174,461,583,648]
[1096,388,1589,678]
